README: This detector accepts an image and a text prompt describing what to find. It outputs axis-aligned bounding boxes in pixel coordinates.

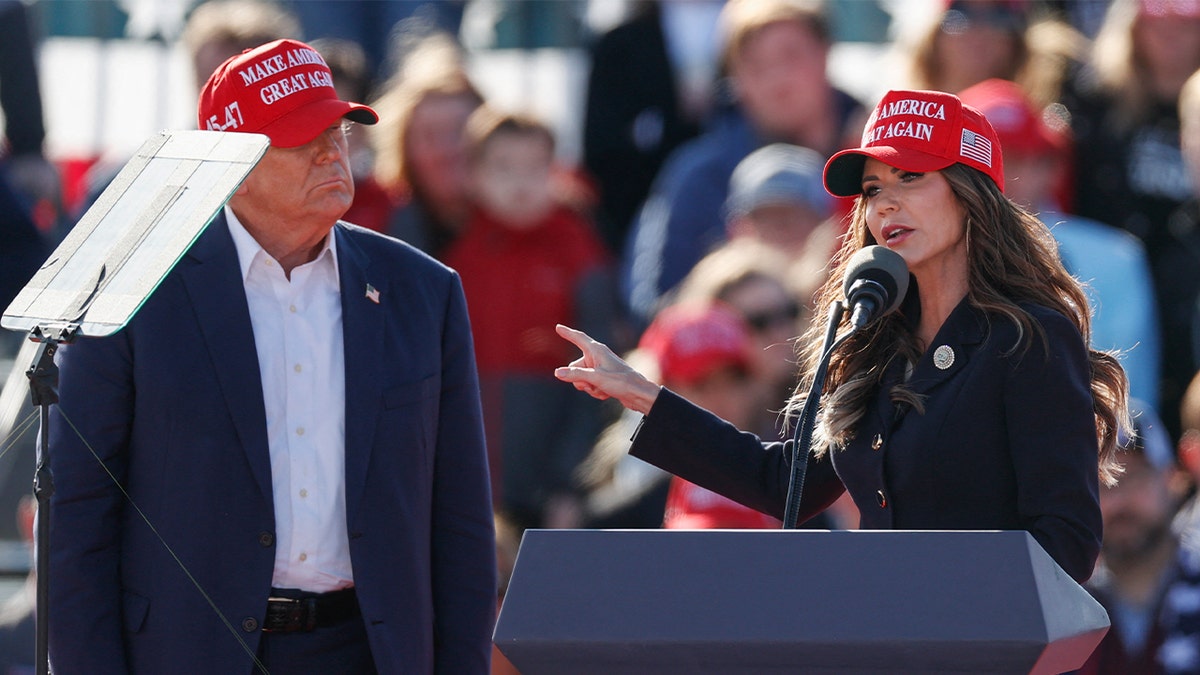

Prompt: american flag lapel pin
[365,283,381,304]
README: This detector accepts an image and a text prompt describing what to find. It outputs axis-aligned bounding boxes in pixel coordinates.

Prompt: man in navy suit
[47,38,496,674]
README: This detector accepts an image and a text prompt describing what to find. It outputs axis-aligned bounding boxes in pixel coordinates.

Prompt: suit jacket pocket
[383,374,439,409]
[122,589,150,633]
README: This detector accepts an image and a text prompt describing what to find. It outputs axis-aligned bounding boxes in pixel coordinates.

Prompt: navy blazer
[631,300,1102,583]
[47,214,496,674]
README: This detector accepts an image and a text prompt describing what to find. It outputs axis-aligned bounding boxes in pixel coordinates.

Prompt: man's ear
[1178,429,1200,482]
[726,215,753,240]
[17,495,35,544]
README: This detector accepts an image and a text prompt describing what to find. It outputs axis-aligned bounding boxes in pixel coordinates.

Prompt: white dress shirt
[226,206,352,592]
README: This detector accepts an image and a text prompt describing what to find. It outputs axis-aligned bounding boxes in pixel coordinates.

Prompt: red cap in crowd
[823,88,1005,197]
[1139,0,1200,18]
[197,38,378,148]
[638,303,753,387]
[957,78,1067,158]
[663,477,780,530]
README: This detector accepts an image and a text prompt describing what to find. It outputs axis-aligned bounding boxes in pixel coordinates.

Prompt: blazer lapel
[335,224,385,525]
[906,300,988,398]
[178,213,273,500]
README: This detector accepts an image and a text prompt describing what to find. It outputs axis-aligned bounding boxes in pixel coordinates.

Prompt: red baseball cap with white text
[197,38,378,148]
[823,88,1004,197]
[638,303,754,387]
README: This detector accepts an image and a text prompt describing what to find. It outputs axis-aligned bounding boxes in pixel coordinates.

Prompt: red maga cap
[958,78,1067,158]
[197,38,378,148]
[823,88,1004,197]
[639,303,753,387]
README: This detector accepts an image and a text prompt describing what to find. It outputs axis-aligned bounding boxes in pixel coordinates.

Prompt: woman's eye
[862,185,880,197]
[900,171,924,182]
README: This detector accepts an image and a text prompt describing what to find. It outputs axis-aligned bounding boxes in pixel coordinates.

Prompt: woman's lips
[881,223,913,245]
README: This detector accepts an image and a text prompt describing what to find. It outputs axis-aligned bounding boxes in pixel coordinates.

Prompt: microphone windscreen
[842,245,910,314]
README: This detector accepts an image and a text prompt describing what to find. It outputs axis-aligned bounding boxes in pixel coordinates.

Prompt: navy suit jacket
[47,214,496,674]
[631,300,1102,583]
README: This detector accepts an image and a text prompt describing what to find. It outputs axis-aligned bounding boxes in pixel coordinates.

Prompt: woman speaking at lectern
[555,88,1129,584]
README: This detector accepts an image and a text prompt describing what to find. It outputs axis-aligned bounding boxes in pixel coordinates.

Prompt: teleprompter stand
[494,529,1110,674]
[2,130,269,674]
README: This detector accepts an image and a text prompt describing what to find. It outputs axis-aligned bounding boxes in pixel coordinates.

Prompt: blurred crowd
[5,0,1200,672]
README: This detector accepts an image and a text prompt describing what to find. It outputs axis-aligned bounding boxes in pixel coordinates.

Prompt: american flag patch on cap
[960,129,993,167]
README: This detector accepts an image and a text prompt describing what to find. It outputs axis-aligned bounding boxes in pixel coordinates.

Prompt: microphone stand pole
[782,301,847,530]
[25,323,78,675]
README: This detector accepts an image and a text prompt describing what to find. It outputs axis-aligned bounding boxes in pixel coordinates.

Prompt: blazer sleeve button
[242,617,258,632]
[876,490,887,508]
[259,532,275,547]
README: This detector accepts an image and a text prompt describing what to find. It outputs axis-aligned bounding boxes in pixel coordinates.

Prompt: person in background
[1156,67,1200,444]
[641,302,781,530]
[958,77,1161,412]
[444,107,611,531]
[557,87,1129,584]
[898,0,1031,96]
[621,0,863,329]
[369,29,483,258]
[182,0,304,96]
[0,0,52,347]
[282,0,465,83]
[719,141,840,308]
[894,0,1085,108]
[1080,401,1195,675]
[1159,371,1200,674]
[1063,0,1200,307]
[0,0,60,236]
[49,39,495,673]
[673,241,809,437]
[583,0,724,255]
[1060,0,1200,236]
[723,142,834,260]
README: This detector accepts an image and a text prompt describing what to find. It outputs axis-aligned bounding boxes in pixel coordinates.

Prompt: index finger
[556,324,596,353]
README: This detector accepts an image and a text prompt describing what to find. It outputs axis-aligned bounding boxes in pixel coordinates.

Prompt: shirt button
[299,552,308,562]
[299,488,308,498]
[296,427,305,436]
[242,617,258,632]
[293,363,302,373]
[289,304,297,313]
[876,490,888,508]
[258,532,274,547]
[871,434,883,451]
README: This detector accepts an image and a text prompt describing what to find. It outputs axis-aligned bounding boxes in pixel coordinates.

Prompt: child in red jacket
[445,107,612,530]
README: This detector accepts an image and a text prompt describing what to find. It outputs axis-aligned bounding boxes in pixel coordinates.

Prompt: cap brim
[823,146,957,198]
[259,98,379,148]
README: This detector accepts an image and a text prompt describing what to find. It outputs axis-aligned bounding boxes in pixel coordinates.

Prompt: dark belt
[263,587,360,633]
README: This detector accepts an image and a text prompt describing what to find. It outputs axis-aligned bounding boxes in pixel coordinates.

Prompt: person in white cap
[48,38,495,674]
[555,87,1130,584]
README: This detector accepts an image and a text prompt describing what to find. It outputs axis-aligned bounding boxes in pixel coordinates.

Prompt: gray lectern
[493,529,1108,674]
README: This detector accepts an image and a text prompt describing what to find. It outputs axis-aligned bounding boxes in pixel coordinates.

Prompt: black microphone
[842,245,909,330]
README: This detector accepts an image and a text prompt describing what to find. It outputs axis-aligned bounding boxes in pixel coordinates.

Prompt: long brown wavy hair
[789,163,1128,485]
